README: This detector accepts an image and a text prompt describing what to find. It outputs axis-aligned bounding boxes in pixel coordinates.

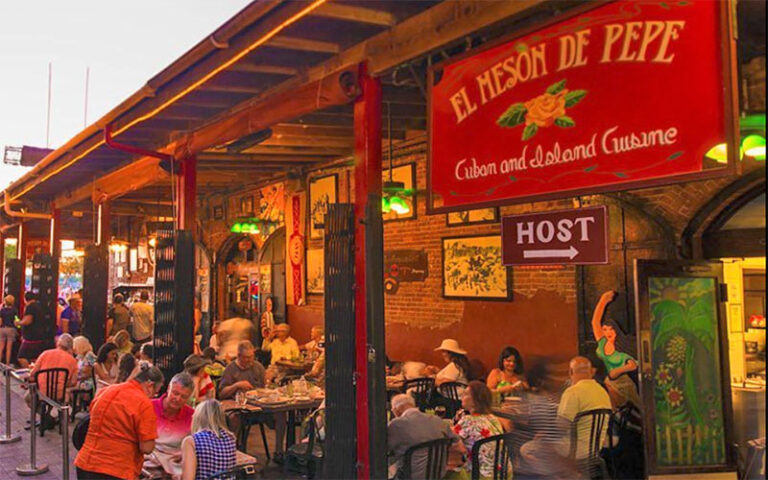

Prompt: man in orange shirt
[26,334,78,407]
[75,362,164,480]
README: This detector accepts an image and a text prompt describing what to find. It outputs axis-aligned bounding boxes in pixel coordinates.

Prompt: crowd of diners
[1,288,643,479]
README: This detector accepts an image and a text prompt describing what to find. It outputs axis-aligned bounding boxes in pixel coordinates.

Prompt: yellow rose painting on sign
[496,79,587,141]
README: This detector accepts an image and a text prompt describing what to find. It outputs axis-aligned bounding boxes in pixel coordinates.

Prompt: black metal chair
[32,367,69,437]
[568,408,612,479]
[435,381,466,418]
[69,365,96,421]
[284,409,324,479]
[402,377,435,411]
[401,437,453,480]
[470,432,515,480]
[227,410,272,464]
[205,462,260,480]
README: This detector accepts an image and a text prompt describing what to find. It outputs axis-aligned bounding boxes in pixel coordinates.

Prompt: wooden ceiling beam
[229,62,299,76]
[267,35,340,54]
[240,145,351,156]
[52,156,169,210]
[260,133,353,149]
[311,2,395,27]
[198,152,324,163]
[198,84,261,95]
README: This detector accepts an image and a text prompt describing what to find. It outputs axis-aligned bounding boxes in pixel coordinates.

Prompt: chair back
[401,437,453,480]
[436,382,465,402]
[568,408,612,461]
[33,367,69,403]
[72,414,90,450]
[470,432,515,480]
[403,377,435,410]
[205,462,259,480]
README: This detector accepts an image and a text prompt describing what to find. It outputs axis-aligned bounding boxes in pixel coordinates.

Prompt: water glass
[236,391,247,408]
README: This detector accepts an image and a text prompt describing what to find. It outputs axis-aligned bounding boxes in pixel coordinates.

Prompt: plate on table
[255,395,291,406]
[292,395,312,402]
[246,388,274,398]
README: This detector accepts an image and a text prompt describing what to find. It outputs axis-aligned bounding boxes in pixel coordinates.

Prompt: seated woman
[183,354,215,406]
[433,339,470,386]
[486,346,530,397]
[72,336,97,390]
[113,329,134,356]
[117,352,138,383]
[181,399,237,480]
[447,381,509,480]
[93,342,119,386]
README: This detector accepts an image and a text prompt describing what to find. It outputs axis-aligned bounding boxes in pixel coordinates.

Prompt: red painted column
[18,223,27,313]
[353,67,382,480]
[176,156,197,235]
[97,201,110,246]
[0,231,5,296]
[50,208,61,259]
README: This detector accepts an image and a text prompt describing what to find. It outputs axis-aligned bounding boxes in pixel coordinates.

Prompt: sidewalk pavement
[0,377,76,480]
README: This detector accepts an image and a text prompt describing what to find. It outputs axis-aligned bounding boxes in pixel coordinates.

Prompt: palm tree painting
[649,277,726,467]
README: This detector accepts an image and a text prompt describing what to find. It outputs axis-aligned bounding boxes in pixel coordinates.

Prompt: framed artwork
[239,195,254,216]
[446,207,499,226]
[309,174,338,239]
[259,264,272,296]
[306,248,324,294]
[382,162,416,222]
[442,235,510,300]
[213,205,224,220]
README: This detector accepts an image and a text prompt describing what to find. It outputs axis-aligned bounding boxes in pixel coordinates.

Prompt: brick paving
[0,375,300,479]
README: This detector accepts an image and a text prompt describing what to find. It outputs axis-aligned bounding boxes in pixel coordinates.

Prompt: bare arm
[609,359,638,379]
[592,290,616,341]
[181,436,197,480]
[486,369,500,389]
[19,314,33,327]
[61,317,69,334]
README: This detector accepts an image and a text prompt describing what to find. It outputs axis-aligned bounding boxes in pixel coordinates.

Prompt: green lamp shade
[381,196,391,214]
[742,134,766,160]
[705,143,728,163]
[231,223,242,233]
[389,196,410,215]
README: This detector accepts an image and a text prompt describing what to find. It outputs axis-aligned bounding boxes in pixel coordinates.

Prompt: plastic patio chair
[402,377,435,411]
[470,432,515,480]
[205,462,260,480]
[568,408,612,479]
[285,409,324,479]
[401,437,453,480]
[435,381,466,418]
[32,367,70,437]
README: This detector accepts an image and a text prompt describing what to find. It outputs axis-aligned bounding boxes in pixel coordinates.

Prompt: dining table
[222,388,323,451]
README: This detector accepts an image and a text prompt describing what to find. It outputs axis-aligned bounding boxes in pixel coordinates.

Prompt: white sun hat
[434,339,467,355]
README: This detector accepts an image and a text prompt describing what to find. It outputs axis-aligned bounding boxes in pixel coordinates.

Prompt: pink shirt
[31,348,78,398]
[151,395,194,454]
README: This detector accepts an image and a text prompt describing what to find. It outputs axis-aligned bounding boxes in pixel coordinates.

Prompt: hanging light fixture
[742,134,766,160]
[382,101,411,216]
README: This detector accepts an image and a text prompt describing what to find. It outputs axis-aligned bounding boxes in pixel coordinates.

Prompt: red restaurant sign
[428,1,736,212]
[501,206,608,266]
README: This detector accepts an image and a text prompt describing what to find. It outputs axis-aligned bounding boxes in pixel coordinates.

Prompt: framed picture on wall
[309,174,338,239]
[213,205,224,220]
[442,235,510,300]
[446,207,499,226]
[239,196,254,216]
[306,248,324,294]
[382,162,416,222]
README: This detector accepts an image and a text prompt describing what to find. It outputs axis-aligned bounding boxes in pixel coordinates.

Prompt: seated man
[387,393,457,479]
[262,323,299,364]
[218,340,266,399]
[26,334,78,407]
[520,356,612,475]
[144,372,195,479]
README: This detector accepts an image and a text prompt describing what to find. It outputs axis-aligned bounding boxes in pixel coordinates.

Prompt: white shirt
[436,362,468,385]
[556,379,612,458]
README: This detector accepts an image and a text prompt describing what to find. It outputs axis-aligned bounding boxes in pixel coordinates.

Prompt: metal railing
[0,362,72,479]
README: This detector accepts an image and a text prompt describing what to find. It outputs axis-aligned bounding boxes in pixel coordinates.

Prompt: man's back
[388,409,455,479]
[33,348,78,398]
[557,379,612,458]
[130,301,154,341]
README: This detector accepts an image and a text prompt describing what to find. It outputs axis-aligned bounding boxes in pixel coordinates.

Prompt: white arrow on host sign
[522,246,579,259]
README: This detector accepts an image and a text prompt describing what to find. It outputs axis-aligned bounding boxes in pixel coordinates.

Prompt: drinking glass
[236,391,247,408]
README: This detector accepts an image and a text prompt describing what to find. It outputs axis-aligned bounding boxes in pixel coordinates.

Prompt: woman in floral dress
[447,381,510,480]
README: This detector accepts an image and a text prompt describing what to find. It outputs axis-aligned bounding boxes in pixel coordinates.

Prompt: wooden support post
[97,201,110,246]
[353,68,382,480]
[18,223,27,313]
[176,156,197,235]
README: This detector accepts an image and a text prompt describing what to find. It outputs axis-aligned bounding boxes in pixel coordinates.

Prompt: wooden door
[634,259,736,478]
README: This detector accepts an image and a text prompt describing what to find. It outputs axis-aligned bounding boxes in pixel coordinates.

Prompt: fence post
[15,383,49,476]
[0,365,20,444]
[61,405,70,480]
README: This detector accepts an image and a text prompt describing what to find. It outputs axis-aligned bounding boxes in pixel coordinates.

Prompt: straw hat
[183,354,211,373]
[434,339,467,355]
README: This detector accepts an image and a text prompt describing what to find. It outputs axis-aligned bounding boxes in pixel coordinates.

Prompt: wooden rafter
[229,62,299,76]
[267,35,340,54]
[198,152,324,163]
[311,2,396,27]
[198,84,261,95]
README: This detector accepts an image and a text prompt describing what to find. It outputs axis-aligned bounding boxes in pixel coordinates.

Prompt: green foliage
[546,79,567,95]
[521,123,538,141]
[554,116,575,128]
[496,103,526,128]
[564,90,587,107]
